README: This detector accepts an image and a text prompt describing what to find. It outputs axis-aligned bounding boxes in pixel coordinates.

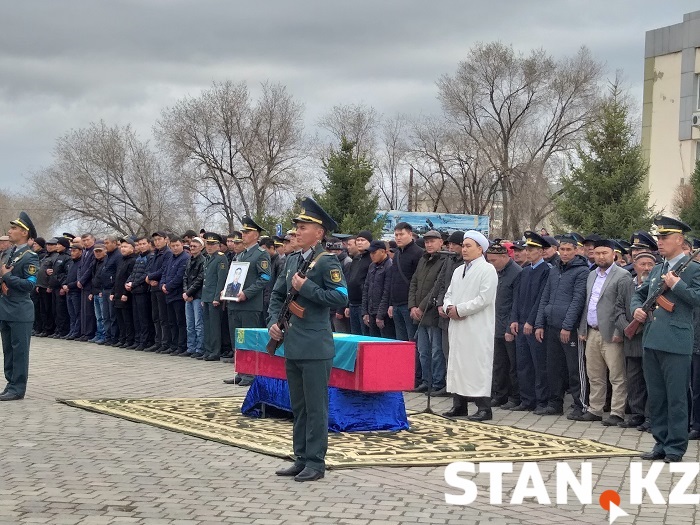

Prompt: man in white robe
[442,230,498,420]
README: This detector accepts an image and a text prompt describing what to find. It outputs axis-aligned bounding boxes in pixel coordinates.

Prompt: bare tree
[437,42,603,237]
[318,103,380,163]
[32,121,177,236]
[0,190,60,239]
[376,114,409,210]
[156,81,307,232]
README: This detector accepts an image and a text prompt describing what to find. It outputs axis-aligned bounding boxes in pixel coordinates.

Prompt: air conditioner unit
[693,112,700,127]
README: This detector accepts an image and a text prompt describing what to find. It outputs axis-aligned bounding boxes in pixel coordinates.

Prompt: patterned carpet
[59,397,639,468]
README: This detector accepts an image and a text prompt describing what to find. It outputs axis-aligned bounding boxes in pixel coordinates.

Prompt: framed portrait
[222,261,250,301]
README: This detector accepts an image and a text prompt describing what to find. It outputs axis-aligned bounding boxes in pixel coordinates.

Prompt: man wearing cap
[269,197,348,482]
[0,212,40,400]
[436,231,465,369]
[126,237,154,350]
[222,217,270,382]
[614,251,656,429]
[442,230,498,420]
[199,233,229,361]
[534,235,589,417]
[345,231,373,336]
[101,236,123,346]
[582,234,602,270]
[576,239,631,425]
[61,242,83,340]
[511,240,528,267]
[543,236,560,266]
[145,231,172,353]
[362,240,394,338]
[48,237,71,338]
[509,231,551,412]
[260,236,285,325]
[76,233,97,341]
[89,242,108,344]
[409,230,447,394]
[35,238,58,337]
[112,238,137,348]
[0,235,10,260]
[632,216,700,462]
[625,231,658,275]
[182,237,205,356]
[161,236,191,355]
[485,239,522,410]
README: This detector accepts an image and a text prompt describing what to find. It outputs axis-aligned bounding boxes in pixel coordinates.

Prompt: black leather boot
[442,394,468,417]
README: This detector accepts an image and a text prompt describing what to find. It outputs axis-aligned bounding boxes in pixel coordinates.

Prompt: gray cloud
[0,0,697,185]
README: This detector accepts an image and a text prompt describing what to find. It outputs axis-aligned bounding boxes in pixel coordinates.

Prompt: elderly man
[633,216,700,462]
[442,230,498,421]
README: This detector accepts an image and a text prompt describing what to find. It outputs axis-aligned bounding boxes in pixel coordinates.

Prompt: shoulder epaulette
[218,252,224,256]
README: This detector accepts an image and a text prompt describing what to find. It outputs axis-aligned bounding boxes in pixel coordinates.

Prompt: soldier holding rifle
[268,197,348,482]
[631,216,700,463]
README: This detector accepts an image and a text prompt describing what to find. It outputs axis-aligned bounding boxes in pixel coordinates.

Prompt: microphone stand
[413,278,442,415]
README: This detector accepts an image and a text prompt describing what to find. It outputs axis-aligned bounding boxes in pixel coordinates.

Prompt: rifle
[624,248,700,339]
[265,251,315,355]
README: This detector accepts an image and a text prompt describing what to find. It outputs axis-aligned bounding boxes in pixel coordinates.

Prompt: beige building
[642,10,700,213]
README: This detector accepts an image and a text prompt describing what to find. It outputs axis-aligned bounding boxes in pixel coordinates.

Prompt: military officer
[0,212,40,400]
[223,217,270,386]
[268,197,348,482]
[199,233,229,361]
[632,216,700,463]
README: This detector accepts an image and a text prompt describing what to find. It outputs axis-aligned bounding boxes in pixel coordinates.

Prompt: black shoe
[468,409,492,422]
[127,344,139,350]
[37,332,48,337]
[510,402,534,412]
[221,356,234,363]
[190,353,200,358]
[664,454,683,463]
[145,344,160,352]
[490,398,506,408]
[637,421,651,432]
[689,430,700,440]
[432,387,450,397]
[533,406,548,415]
[238,379,253,387]
[541,406,563,416]
[0,392,24,401]
[176,351,190,356]
[203,354,220,361]
[572,412,603,422]
[602,415,625,426]
[413,384,428,393]
[500,400,519,410]
[567,407,584,420]
[294,467,324,482]
[276,464,305,476]
[133,346,145,351]
[196,354,206,360]
[640,450,665,461]
[65,335,76,341]
[223,378,237,385]
[442,396,468,417]
[618,416,645,428]
[78,336,90,342]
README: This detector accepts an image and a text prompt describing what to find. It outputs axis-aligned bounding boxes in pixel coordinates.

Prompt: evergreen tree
[556,83,655,237]
[315,137,383,235]
[679,160,700,232]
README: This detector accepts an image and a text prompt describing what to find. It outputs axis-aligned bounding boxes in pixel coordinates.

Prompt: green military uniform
[0,212,40,400]
[201,233,229,360]
[268,199,348,479]
[631,216,700,459]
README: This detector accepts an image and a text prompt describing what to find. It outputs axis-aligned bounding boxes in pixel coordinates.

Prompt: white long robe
[443,256,498,397]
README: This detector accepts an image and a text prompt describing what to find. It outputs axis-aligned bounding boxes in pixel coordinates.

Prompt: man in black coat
[345,230,373,335]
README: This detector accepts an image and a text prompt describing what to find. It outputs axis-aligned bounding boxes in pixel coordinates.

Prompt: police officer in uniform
[632,216,700,462]
[224,217,270,386]
[269,197,348,482]
[199,233,229,361]
[0,212,40,400]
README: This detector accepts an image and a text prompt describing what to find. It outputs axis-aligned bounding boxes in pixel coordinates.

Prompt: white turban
[463,230,489,253]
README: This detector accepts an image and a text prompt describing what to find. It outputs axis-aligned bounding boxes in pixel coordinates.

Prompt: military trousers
[285,357,333,473]
[1,320,32,397]
[202,302,222,357]
[492,336,520,405]
[644,347,691,457]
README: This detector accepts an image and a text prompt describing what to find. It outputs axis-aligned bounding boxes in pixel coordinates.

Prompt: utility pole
[408,168,414,212]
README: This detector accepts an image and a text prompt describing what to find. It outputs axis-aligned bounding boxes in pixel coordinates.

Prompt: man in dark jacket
[183,237,205,356]
[161,236,191,355]
[61,243,83,339]
[126,237,154,350]
[509,231,551,412]
[436,231,465,366]
[327,238,352,333]
[260,236,285,325]
[101,236,122,346]
[345,231,373,335]
[31,237,47,335]
[146,231,172,353]
[89,243,108,344]
[200,233,229,361]
[388,222,424,342]
[486,240,522,409]
[35,239,57,337]
[534,235,589,417]
[362,240,394,338]
[409,230,446,394]
[48,237,71,338]
[76,233,97,341]
[112,239,137,348]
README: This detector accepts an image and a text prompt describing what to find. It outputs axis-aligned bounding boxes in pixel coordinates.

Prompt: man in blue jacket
[161,236,190,355]
[146,231,172,353]
[509,231,551,412]
[101,236,122,346]
[534,235,589,417]
[76,233,97,341]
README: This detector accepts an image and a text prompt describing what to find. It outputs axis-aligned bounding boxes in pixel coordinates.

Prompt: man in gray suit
[576,239,632,425]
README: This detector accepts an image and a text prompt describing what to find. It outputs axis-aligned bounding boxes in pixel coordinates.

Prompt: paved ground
[0,338,698,524]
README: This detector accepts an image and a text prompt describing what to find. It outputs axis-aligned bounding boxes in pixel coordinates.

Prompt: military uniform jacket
[229,244,271,312]
[631,257,700,355]
[201,252,229,303]
[267,243,348,360]
[0,245,39,323]
[48,251,70,290]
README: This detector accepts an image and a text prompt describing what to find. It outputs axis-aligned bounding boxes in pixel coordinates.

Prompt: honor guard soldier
[0,212,40,400]
[223,217,271,386]
[199,233,229,361]
[268,197,348,482]
[632,216,700,463]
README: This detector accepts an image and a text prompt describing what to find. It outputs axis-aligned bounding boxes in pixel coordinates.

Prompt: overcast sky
[1,1,698,189]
